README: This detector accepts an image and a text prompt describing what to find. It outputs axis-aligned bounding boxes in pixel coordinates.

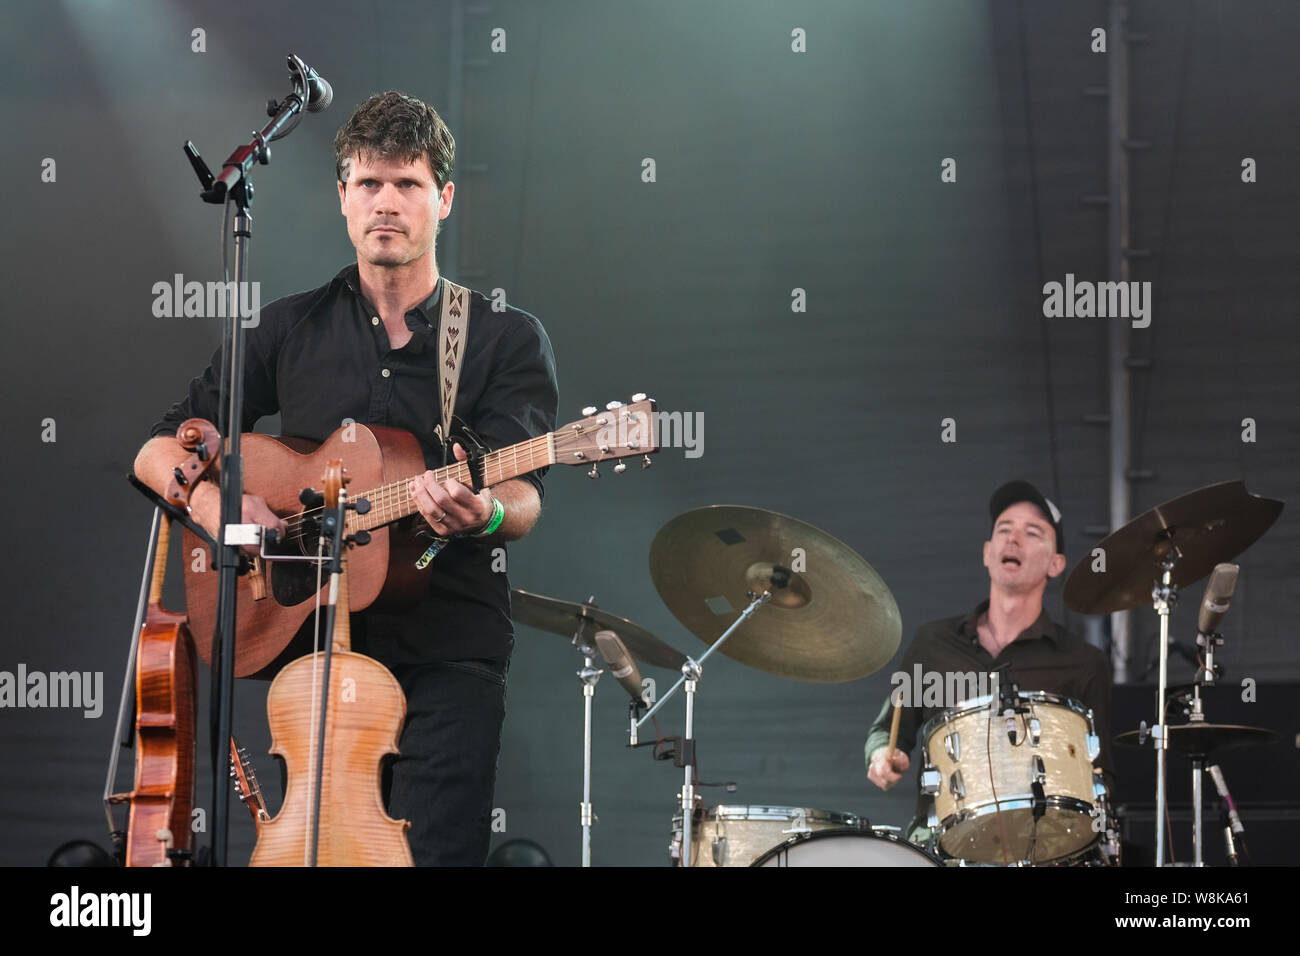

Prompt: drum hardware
[646,505,900,867]
[639,588,774,867]
[1064,480,1283,866]
[510,589,686,867]
[1031,755,1047,785]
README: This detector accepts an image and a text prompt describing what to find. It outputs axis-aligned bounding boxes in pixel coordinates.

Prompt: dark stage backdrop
[0,0,1296,867]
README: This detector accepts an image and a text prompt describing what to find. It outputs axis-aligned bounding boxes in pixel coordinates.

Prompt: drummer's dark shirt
[864,599,1113,835]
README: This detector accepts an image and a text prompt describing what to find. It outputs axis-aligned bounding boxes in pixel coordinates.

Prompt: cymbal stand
[570,621,602,868]
[1151,545,1179,867]
[635,589,775,868]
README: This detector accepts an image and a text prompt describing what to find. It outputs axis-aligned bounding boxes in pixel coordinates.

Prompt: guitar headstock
[553,394,659,478]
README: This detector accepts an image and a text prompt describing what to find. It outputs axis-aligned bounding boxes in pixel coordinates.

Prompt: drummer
[864,480,1114,845]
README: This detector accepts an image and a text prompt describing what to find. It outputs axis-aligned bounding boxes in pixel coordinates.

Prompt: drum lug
[945,732,960,762]
[1028,717,1041,747]
[949,769,966,800]
[1030,754,1047,785]
[920,768,941,795]
[1086,733,1100,762]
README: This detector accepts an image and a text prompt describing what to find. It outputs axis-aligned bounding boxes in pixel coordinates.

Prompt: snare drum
[671,805,863,867]
[753,826,941,867]
[920,690,1102,864]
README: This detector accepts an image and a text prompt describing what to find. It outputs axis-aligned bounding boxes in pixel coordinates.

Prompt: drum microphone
[594,630,647,705]
[992,661,1019,744]
[1207,764,1244,835]
[1209,764,1246,866]
[1197,563,1239,637]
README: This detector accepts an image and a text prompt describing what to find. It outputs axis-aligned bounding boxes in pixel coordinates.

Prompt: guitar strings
[272,435,554,545]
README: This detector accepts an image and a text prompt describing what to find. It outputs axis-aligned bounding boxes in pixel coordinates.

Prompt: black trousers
[380,659,508,866]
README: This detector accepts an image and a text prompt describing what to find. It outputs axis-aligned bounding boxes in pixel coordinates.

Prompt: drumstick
[886,699,902,760]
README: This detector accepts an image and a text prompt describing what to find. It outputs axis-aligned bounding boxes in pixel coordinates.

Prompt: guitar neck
[347,432,556,532]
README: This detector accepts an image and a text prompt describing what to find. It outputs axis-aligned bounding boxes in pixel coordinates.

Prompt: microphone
[594,630,646,705]
[1197,563,1239,636]
[992,661,1019,744]
[1207,764,1245,835]
[289,55,333,113]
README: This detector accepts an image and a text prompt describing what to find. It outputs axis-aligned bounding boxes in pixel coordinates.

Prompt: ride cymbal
[648,505,900,683]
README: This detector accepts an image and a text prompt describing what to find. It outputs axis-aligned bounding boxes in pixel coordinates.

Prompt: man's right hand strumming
[867,746,911,791]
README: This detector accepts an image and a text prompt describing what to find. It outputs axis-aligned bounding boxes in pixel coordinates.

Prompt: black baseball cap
[989,480,1065,554]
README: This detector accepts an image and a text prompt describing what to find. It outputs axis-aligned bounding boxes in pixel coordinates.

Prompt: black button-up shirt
[864,599,1113,831]
[151,265,559,665]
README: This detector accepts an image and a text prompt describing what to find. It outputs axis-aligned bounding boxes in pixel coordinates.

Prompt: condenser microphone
[595,630,647,705]
[1197,563,1239,637]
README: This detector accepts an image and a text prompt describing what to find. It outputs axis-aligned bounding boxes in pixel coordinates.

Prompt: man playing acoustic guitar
[134,91,559,866]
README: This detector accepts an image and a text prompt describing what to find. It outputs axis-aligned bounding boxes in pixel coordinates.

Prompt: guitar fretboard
[343,433,557,533]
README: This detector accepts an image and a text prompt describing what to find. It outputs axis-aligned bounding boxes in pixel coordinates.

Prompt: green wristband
[470,495,506,538]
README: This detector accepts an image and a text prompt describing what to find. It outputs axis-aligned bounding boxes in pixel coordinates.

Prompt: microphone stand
[182,56,325,867]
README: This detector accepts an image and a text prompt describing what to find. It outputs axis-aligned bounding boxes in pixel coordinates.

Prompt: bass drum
[753,827,941,867]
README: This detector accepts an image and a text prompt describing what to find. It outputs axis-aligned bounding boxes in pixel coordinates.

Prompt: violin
[121,418,219,866]
[250,460,413,866]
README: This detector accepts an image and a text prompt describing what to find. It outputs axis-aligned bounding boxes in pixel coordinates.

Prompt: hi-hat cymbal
[648,505,901,683]
[1064,480,1283,615]
[1115,724,1279,758]
[510,589,686,670]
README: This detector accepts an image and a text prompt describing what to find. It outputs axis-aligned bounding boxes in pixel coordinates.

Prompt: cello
[250,460,413,866]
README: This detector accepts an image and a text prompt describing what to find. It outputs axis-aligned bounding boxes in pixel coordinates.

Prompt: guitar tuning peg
[613,460,627,474]
[605,400,623,410]
[582,406,597,416]
[631,392,647,402]
[587,463,600,479]
[642,455,653,469]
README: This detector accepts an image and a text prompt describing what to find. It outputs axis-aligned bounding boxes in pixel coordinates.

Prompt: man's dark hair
[333,91,455,191]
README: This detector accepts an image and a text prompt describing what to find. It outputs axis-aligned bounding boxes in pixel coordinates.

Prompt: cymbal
[510,589,686,671]
[1064,480,1283,614]
[648,505,901,683]
[1115,723,1280,758]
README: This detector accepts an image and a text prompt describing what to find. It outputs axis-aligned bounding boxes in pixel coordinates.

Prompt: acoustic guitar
[181,397,658,677]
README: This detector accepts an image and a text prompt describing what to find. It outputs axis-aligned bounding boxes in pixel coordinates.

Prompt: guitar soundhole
[268,514,325,607]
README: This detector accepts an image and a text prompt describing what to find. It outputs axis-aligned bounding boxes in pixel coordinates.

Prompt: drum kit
[511,480,1283,867]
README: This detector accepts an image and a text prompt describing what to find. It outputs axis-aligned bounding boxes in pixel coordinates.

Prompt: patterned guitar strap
[416,277,470,571]
[437,277,470,445]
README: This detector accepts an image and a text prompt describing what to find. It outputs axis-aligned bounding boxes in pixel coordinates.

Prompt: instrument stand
[577,655,602,868]
[636,589,776,868]
[102,507,164,857]
[1150,548,1179,867]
